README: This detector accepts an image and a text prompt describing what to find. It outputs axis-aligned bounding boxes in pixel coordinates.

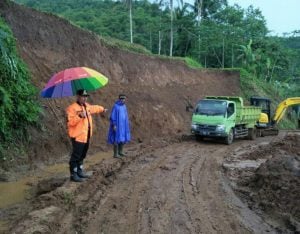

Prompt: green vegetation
[62,191,75,208]
[183,57,203,69]
[15,0,300,86]
[99,36,152,55]
[0,18,41,161]
[240,69,299,129]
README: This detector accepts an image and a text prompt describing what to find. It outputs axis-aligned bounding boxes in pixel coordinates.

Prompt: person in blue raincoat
[107,94,131,158]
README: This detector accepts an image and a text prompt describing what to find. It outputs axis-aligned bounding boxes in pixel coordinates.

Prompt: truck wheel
[248,128,256,140]
[195,135,203,141]
[225,129,234,145]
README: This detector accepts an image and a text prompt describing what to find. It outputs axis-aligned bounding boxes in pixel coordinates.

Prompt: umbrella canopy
[41,67,108,98]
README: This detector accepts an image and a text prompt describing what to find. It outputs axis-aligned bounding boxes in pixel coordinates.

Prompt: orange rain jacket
[66,102,105,143]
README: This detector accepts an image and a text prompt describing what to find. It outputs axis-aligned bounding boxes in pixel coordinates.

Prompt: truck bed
[206,96,261,127]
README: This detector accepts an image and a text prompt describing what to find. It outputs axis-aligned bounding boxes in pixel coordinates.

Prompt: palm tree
[237,39,257,75]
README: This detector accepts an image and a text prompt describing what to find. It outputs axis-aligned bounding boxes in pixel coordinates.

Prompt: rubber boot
[77,164,90,178]
[70,167,84,182]
[113,144,121,158]
[118,143,126,157]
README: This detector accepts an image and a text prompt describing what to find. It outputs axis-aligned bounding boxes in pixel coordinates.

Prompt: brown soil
[0,1,240,168]
[1,1,299,234]
[5,133,297,234]
[224,132,300,233]
[4,135,280,234]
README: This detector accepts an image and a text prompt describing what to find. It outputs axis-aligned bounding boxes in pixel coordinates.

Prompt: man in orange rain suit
[66,89,107,182]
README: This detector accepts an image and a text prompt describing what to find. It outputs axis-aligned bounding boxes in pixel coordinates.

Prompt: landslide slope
[0,1,240,164]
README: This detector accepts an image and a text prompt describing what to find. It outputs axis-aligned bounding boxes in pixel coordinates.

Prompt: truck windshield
[194,100,227,116]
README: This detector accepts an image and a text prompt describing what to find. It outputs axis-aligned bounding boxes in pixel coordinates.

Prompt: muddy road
[85,142,245,234]
[7,132,298,233]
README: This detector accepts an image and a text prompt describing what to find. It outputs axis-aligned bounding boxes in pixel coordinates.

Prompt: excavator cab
[250,96,271,127]
[250,96,300,135]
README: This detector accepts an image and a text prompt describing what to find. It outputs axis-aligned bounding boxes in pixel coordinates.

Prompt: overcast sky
[227,0,300,35]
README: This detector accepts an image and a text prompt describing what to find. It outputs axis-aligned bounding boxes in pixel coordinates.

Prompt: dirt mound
[0,1,240,167]
[248,135,300,232]
[224,133,300,233]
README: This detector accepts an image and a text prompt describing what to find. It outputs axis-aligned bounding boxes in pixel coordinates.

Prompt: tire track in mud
[76,140,252,234]
[181,148,210,234]
[47,136,282,233]
[69,145,158,233]
[140,144,202,234]
[85,149,170,233]
[6,134,288,233]
[181,143,251,234]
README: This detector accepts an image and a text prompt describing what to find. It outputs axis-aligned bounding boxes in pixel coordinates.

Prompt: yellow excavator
[250,96,300,136]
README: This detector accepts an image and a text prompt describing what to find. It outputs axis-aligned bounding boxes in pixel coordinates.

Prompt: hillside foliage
[15,0,300,90]
[0,18,41,160]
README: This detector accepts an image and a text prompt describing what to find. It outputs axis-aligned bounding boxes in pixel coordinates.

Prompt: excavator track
[260,128,279,137]
[258,128,300,137]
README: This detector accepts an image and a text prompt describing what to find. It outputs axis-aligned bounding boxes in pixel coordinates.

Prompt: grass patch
[183,57,203,69]
[99,36,152,55]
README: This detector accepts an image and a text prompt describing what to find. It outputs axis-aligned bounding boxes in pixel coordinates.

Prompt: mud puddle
[223,159,267,169]
[0,151,112,232]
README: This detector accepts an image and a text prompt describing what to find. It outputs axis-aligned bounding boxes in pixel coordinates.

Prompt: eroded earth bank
[0,1,299,233]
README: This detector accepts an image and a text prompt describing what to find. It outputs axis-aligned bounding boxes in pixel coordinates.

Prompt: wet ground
[224,131,300,233]
[0,151,112,232]
[1,132,299,233]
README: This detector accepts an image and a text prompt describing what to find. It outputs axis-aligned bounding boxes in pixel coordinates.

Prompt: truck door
[227,103,235,117]
[226,103,235,129]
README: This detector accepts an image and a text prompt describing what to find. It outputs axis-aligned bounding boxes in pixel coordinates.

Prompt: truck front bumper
[191,124,227,137]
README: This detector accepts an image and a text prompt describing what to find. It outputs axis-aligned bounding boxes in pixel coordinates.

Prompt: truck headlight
[191,124,198,130]
[216,124,225,131]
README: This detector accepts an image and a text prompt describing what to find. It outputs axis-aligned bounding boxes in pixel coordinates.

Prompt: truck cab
[191,99,235,139]
[250,96,271,127]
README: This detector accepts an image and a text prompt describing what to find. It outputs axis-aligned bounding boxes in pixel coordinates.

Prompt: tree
[173,3,197,57]
[195,0,203,60]
[169,0,173,56]
[237,39,256,73]
[15,0,298,84]
[123,0,134,43]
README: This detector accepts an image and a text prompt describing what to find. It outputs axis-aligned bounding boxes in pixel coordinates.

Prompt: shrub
[0,18,41,160]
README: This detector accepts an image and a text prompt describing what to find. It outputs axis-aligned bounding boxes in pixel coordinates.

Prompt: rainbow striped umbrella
[41,67,108,98]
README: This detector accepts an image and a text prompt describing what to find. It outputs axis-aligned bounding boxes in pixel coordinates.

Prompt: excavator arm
[272,97,300,125]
